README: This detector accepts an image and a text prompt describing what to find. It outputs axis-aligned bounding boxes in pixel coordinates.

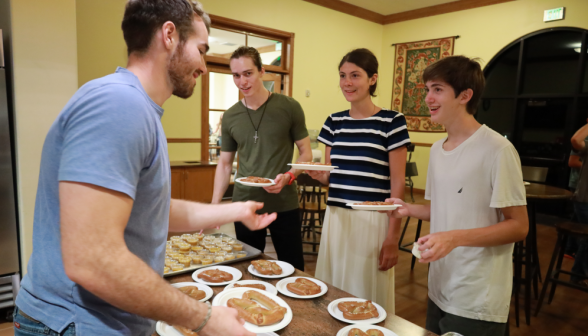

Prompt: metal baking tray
[163,233,262,277]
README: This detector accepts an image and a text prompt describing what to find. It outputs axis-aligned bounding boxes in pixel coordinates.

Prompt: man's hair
[339,48,379,97]
[230,46,263,71]
[122,0,211,56]
[422,56,485,115]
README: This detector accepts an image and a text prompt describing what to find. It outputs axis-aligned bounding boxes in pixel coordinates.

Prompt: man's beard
[168,44,197,99]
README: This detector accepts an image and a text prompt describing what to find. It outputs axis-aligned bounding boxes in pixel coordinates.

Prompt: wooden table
[516,182,573,326]
[161,254,437,336]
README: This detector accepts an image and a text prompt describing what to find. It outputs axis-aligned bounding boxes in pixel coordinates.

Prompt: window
[478,28,588,188]
[201,15,295,162]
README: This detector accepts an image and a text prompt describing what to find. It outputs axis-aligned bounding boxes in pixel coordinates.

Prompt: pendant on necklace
[254,131,259,144]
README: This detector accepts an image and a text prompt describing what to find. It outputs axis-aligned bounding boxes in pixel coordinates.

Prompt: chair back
[522,166,548,183]
[406,162,418,177]
[297,173,327,211]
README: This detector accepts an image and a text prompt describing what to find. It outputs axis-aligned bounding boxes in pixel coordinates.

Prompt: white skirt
[315,206,395,313]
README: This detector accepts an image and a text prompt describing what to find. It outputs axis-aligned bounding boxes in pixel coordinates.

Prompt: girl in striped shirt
[307,49,410,310]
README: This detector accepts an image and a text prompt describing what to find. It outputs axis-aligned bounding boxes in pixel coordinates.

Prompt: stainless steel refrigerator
[0,28,20,309]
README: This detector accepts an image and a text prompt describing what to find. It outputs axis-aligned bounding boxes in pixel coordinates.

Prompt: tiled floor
[3,192,587,336]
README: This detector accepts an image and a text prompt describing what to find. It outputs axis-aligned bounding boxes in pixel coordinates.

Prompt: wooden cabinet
[171,165,217,203]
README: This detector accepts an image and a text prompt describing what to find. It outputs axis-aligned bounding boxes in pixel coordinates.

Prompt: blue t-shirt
[16,68,170,335]
[317,109,411,208]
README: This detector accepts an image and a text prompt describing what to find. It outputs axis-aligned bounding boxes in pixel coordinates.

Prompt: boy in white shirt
[387,56,529,335]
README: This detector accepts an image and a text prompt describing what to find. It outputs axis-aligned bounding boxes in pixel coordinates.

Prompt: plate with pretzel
[248,260,295,279]
[346,201,402,211]
[275,276,328,299]
[171,282,213,302]
[212,287,293,333]
[336,324,398,336]
[288,162,338,171]
[192,266,242,286]
[236,176,276,187]
[327,298,387,324]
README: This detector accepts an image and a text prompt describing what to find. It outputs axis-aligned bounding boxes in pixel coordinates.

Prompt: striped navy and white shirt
[317,109,411,208]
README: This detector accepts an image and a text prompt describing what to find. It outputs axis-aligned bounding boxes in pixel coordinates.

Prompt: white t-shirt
[425,125,527,323]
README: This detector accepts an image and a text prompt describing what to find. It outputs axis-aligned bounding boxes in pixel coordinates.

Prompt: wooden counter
[170,162,217,203]
[161,255,437,336]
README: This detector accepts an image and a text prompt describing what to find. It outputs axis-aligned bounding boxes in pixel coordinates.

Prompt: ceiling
[339,0,459,16]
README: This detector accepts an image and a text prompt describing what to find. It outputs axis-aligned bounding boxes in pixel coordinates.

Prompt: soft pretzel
[242,176,272,183]
[347,329,384,336]
[251,260,282,275]
[178,286,206,300]
[338,301,379,320]
[173,325,198,336]
[197,269,233,283]
[234,283,266,290]
[286,278,321,296]
[227,290,287,326]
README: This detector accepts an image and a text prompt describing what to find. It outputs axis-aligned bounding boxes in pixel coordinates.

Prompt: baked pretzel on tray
[286,278,321,296]
[227,290,287,326]
[337,300,379,320]
[197,269,233,283]
[348,328,385,336]
[251,260,283,275]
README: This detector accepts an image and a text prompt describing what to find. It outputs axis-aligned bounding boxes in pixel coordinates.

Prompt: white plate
[336,324,398,336]
[156,321,279,336]
[275,276,328,299]
[247,260,295,279]
[524,181,531,186]
[192,266,242,286]
[212,287,293,334]
[224,279,278,295]
[235,177,276,187]
[327,298,387,324]
[288,163,338,171]
[346,203,402,211]
[171,282,213,302]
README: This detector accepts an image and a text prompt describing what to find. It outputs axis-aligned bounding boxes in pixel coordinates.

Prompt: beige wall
[75,0,384,162]
[11,0,78,271]
[380,0,588,190]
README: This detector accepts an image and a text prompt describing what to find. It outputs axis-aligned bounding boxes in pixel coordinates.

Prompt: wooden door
[183,166,217,203]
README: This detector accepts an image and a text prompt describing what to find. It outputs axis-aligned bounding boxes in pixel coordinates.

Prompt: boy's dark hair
[122,0,210,56]
[422,56,485,114]
[230,46,263,71]
[339,48,379,97]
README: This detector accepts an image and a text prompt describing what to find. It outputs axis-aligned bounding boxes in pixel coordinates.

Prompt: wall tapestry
[391,36,455,132]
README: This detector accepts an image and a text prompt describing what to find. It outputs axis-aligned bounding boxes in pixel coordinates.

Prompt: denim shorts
[12,306,76,336]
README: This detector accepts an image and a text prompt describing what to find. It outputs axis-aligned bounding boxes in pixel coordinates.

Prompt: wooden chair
[297,173,327,255]
[405,144,418,203]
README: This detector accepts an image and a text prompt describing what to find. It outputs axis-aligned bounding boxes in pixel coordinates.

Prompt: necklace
[243,90,271,144]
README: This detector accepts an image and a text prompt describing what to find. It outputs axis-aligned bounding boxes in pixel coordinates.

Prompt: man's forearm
[386,216,402,243]
[211,161,232,203]
[406,203,431,221]
[451,218,528,248]
[572,124,588,150]
[68,247,207,330]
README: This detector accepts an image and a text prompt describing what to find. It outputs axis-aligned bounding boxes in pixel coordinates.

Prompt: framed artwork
[391,36,456,132]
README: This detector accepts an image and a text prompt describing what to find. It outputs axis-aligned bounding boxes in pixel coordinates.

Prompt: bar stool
[297,174,327,255]
[398,216,423,270]
[534,221,588,316]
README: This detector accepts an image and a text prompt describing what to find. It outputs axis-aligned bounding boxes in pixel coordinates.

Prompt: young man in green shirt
[212,46,312,270]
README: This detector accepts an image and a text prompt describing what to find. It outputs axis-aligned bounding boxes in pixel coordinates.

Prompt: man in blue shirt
[14,1,271,335]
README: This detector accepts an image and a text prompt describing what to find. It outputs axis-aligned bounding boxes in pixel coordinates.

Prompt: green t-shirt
[221,93,308,213]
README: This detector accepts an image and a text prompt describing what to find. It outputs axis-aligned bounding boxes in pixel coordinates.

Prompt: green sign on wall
[544,7,565,22]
